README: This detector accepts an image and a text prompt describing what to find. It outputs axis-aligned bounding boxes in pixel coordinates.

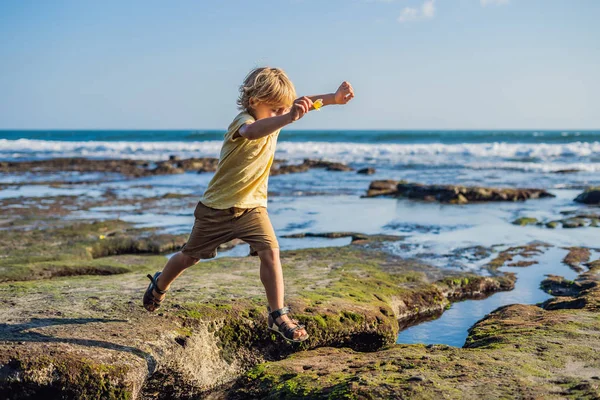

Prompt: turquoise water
[1,129,599,144]
[396,247,580,347]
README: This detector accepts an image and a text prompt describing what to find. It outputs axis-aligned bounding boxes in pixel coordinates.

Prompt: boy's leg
[145,201,234,307]
[257,248,307,340]
[152,252,199,301]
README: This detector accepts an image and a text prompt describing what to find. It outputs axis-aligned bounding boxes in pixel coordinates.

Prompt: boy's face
[250,99,290,120]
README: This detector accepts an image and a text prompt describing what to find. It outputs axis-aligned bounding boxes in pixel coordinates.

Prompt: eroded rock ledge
[0,221,513,399]
[270,159,354,175]
[363,180,555,204]
[0,157,220,178]
[220,255,600,399]
[0,157,354,180]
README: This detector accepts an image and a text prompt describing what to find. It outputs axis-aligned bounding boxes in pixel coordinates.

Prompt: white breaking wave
[1,139,599,172]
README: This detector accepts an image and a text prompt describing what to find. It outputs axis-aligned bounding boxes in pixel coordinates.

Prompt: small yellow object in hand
[99,235,106,240]
[313,99,323,110]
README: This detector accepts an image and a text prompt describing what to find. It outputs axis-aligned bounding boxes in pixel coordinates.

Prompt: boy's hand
[288,96,314,122]
[335,81,355,105]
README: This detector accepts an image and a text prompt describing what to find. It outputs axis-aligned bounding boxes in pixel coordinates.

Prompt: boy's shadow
[0,317,157,373]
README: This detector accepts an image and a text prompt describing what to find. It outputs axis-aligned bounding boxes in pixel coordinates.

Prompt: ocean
[2,130,600,187]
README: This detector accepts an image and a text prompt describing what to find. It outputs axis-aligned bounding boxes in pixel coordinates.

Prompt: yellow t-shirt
[201,112,280,209]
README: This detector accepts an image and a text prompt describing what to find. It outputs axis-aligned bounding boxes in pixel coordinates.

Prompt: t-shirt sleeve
[225,112,255,142]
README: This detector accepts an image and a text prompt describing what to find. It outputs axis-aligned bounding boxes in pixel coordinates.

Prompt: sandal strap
[147,273,168,294]
[280,321,306,338]
[269,306,290,319]
[287,323,305,332]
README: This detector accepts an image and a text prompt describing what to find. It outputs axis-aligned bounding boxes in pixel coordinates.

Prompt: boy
[143,67,354,342]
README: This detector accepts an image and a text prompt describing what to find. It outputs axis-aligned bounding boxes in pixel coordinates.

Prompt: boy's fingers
[302,98,313,108]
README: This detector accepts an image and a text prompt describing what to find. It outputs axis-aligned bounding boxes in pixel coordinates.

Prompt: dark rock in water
[169,155,180,161]
[270,158,354,176]
[512,217,538,226]
[562,247,590,272]
[540,274,581,297]
[270,161,310,175]
[562,218,588,229]
[326,163,353,172]
[0,156,220,177]
[363,180,404,198]
[302,159,353,172]
[511,213,599,230]
[281,231,404,244]
[574,188,600,205]
[357,167,376,175]
[553,169,580,174]
[176,157,219,173]
[152,161,185,175]
[363,180,555,204]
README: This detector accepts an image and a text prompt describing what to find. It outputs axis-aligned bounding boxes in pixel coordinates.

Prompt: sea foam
[1,139,599,172]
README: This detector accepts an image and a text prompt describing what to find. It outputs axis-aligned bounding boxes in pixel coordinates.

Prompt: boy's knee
[180,252,200,267]
[257,248,280,263]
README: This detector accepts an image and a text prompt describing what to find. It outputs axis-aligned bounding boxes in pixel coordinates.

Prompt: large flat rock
[364,180,555,204]
[0,221,511,399]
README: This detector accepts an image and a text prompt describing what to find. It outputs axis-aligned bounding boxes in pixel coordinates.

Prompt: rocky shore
[1,218,520,399]
[1,160,599,399]
[227,266,600,399]
[0,156,356,181]
[363,180,555,203]
[1,212,597,398]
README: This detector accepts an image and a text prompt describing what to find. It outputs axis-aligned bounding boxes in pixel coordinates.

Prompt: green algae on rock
[0,223,516,399]
[221,260,600,399]
[512,213,600,230]
[512,217,538,226]
[0,220,188,282]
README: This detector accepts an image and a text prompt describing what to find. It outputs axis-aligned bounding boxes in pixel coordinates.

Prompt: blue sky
[0,0,598,130]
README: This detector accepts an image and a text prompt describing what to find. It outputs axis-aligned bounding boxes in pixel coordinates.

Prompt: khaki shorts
[180,201,279,260]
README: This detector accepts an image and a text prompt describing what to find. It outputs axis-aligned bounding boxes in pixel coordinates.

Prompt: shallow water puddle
[396,246,579,347]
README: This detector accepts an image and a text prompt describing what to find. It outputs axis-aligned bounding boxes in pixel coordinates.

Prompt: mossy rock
[561,218,588,229]
[0,220,187,282]
[0,221,517,398]
[512,217,538,226]
[223,269,600,399]
[545,221,560,229]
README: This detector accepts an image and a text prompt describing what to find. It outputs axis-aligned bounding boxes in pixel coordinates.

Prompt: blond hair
[237,67,296,111]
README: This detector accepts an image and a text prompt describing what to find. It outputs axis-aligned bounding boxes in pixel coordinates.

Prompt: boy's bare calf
[258,248,308,340]
[152,252,199,300]
[152,248,306,340]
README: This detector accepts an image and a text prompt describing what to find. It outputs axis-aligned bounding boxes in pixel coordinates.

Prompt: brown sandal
[267,306,309,343]
[143,272,168,312]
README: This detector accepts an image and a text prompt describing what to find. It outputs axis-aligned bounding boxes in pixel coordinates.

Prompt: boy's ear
[248,97,257,109]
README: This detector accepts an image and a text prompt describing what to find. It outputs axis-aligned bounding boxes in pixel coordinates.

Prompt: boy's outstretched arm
[306,81,355,108]
[238,97,314,140]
